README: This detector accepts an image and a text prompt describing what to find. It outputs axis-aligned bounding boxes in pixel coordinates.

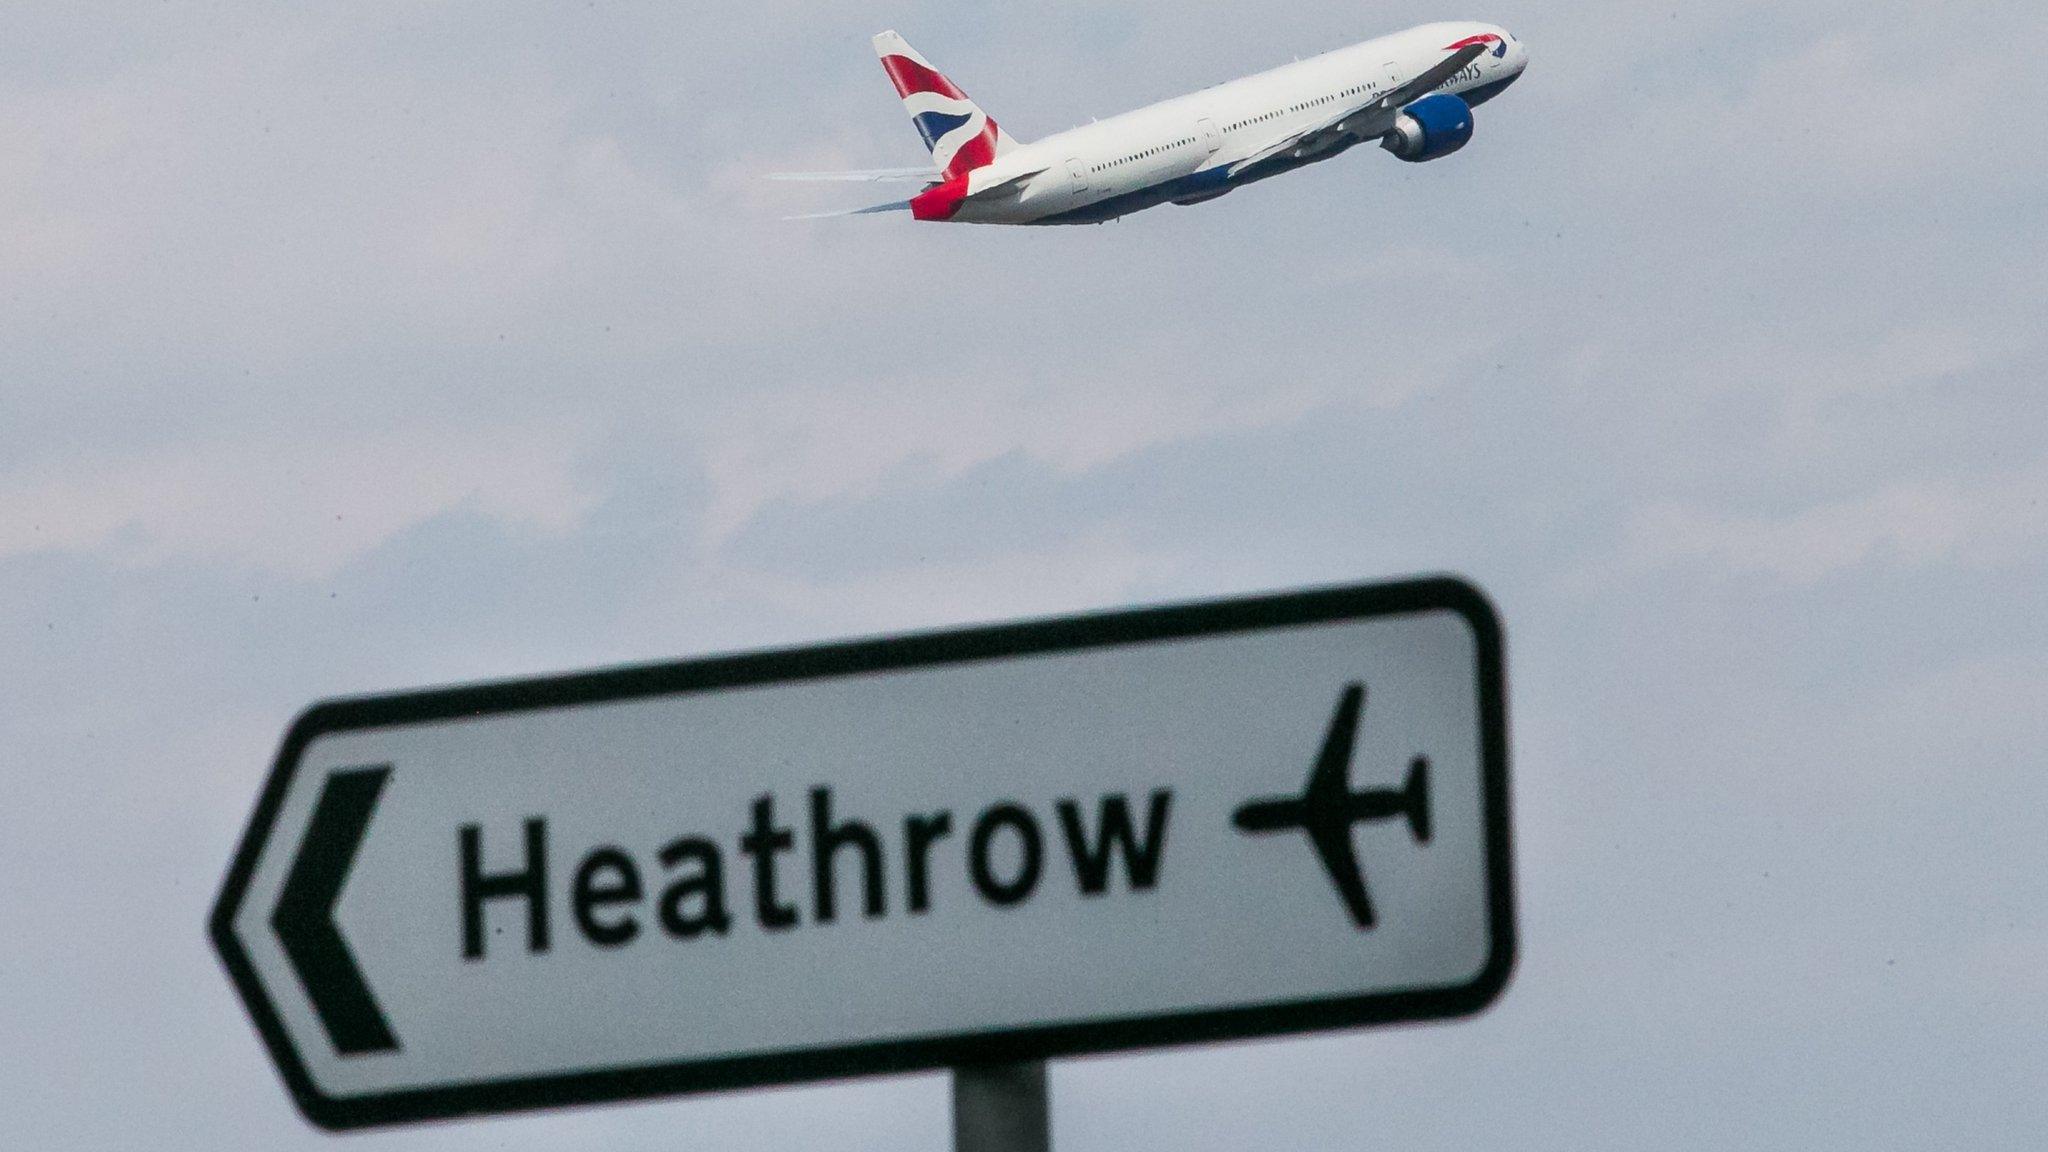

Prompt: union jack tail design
[873,30,1021,182]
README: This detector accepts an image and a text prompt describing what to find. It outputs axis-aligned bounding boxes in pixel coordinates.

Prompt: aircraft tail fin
[1402,756,1432,843]
[873,30,1021,181]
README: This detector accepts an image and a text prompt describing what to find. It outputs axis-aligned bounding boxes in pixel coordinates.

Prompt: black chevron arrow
[271,766,400,1056]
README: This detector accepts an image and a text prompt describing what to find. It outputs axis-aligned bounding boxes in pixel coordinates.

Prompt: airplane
[775,22,1528,224]
[1232,683,1431,929]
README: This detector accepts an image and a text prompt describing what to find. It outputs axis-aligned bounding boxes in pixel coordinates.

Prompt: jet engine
[1381,93,1474,163]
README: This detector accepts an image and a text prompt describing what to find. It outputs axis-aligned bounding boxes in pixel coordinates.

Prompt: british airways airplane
[778,22,1528,224]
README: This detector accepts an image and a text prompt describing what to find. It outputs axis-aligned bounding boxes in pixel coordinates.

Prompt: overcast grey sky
[3,0,2045,1147]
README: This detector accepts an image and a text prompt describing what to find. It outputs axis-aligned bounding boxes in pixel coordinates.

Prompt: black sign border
[211,575,1514,1131]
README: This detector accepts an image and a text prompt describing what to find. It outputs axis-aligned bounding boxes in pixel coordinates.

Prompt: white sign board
[212,577,1514,1129]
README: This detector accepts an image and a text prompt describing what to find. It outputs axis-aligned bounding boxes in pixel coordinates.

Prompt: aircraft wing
[1307,818,1376,928]
[968,163,1050,196]
[1308,683,1365,806]
[1369,41,1491,118]
[1227,42,1489,177]
[1305,682,1375,927]
[767,166,939,183]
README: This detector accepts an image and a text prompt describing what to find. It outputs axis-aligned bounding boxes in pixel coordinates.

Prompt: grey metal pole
[952,1061,1050,1152]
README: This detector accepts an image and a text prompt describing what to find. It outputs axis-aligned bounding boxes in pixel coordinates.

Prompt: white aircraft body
[778,22,1528,224]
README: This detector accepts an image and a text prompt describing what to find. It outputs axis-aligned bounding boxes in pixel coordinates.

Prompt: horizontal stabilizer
[970,164,1050,196]
[1402,756,1431,843]
[768,167,939,183]
[783,200,913,221]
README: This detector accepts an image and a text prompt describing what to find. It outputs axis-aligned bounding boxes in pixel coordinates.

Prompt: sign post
[212,576,1514,1132]
[953,1062,1049,1152]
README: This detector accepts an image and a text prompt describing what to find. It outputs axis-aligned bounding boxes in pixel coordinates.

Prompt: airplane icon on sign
[1232,682,1431,929]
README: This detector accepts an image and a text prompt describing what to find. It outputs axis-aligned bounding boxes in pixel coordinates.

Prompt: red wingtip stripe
[880,54,968,101]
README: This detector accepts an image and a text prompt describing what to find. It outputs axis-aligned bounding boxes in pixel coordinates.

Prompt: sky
[2,0,2045,1147]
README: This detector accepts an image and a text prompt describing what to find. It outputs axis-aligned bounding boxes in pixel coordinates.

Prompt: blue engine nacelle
[1381,93,1474,162]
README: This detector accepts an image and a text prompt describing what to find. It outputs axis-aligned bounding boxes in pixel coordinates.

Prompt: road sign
[211,576,1514,1130]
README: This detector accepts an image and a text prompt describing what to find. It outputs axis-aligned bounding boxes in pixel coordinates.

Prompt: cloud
[0,420,596,578]
[729,523,1178,630]
[688,342,1355,541]
[1620,457,2048,583]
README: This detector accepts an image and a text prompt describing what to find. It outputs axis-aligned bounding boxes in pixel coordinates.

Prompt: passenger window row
[1090,136,1199,174]
[1225,85,1375,133]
